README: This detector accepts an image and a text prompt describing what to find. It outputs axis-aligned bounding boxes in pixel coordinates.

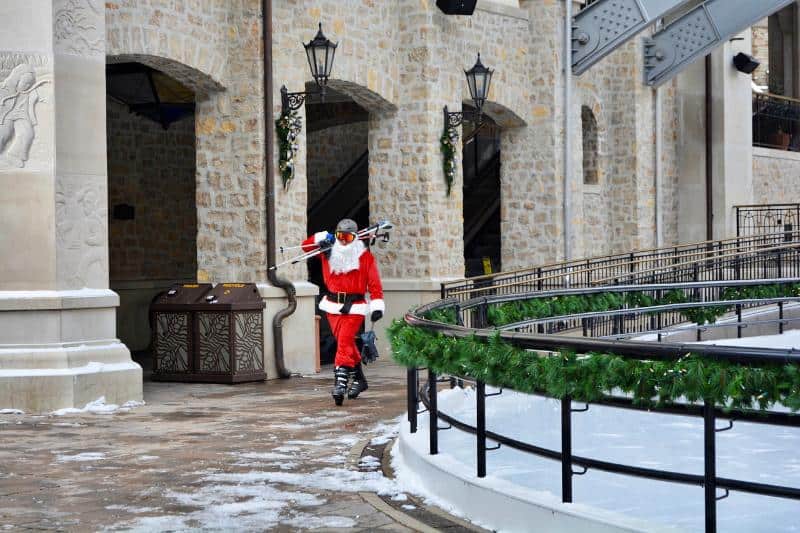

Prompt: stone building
[2,0,799,411]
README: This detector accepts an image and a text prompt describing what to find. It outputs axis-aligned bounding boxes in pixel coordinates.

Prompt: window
[581,106,599,185]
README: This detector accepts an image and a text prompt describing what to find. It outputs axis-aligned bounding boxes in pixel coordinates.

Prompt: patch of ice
[229,451,295,461]
[280,512,356,529]
[206,467,403,498]
[137,455,158,461]
[105,505,160,514]
[359,456,381,468]
[55,452,106,463]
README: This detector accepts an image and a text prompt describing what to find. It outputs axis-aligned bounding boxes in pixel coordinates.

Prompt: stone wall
[752,18,769,88]
[107,98,197,282]
[306,121,368,206]
[753,148,800,203]
[108,0,266,284]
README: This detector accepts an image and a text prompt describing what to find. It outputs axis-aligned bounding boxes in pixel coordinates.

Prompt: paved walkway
[0,360,479,532]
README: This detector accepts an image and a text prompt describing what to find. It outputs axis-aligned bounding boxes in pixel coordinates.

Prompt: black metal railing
[753,91,800,152]
[442,232,800,303]
[404,277,800,533]
[736,203,800,240]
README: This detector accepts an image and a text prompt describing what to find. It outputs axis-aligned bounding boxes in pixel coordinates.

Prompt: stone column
[0,0,141,412]
[710,33,755,239]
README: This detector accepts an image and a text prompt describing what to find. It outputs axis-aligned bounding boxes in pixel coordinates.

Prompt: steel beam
[572,0,694,75]
[644,0,795,86]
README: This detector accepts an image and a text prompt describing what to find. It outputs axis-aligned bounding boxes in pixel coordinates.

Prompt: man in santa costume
[302,218,384,405]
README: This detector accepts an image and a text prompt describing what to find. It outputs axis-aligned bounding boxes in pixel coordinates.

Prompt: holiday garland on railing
[388,321,800,412]
[396,282,800,411]
[440,125,459,195]
[275,109,302,189]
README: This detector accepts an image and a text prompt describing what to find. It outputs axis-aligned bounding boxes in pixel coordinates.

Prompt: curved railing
[396,276,800,533]
[442,232,800,301]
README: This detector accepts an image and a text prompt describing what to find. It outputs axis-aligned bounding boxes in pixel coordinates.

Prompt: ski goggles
[335,231,357,244]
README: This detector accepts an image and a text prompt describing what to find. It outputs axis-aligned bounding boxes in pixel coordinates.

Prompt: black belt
[327,292,365,314]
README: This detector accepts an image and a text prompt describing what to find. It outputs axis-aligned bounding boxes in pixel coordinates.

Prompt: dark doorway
[305,87,370,364]
[463,105,501,278]
[106,61,198,370]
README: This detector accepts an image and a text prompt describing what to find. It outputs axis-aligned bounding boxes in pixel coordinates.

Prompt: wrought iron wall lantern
[441,54,494,195]
[276,23,338,188]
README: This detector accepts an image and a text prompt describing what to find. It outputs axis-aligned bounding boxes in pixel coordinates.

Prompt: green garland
[440,125,458,195]
[388,321,800,412]
[393,282,800,411]
[275,110,302,189]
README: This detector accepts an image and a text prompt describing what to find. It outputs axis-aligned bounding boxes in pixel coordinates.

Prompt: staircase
[307,150,370,232]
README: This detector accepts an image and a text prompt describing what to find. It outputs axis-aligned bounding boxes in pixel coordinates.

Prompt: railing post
[704,402,717,533]
[477,380,487,478]
[736,304,743,339]
[561,397,573,503]
[537,267,543,291]
[407,368,418,433]
[428,369,438,455]
[779,301,785,335]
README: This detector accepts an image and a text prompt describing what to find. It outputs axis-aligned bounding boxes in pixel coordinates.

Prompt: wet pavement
[0,359,480,532]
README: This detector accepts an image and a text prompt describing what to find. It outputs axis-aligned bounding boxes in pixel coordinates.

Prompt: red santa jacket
[302,232,385,316]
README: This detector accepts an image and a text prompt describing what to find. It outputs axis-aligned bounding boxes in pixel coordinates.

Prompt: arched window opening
[581,105,599,185]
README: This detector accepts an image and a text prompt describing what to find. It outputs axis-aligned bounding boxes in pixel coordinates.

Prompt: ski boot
[332,366,351,406]
[347,363,368,399]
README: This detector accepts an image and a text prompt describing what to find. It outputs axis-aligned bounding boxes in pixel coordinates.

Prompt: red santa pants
[326,313,364,368]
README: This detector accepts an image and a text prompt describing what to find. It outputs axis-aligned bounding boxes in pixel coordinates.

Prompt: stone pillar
[710,33,755,239]
[0,0,141,412]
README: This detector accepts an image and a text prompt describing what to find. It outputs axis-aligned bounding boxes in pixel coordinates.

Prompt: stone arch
[325,79,398,114]
[579,92,611,259]
[106,54,224,94]
[477,100,527,130]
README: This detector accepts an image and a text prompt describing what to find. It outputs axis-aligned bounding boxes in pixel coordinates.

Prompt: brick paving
[0,359,476,532]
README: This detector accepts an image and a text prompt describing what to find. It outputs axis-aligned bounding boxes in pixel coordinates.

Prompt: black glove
[370,310,383,322]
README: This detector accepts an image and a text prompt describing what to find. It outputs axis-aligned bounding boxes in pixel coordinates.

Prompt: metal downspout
[263,0,293,378]
[705,55,713,241]
[655,87,663,247]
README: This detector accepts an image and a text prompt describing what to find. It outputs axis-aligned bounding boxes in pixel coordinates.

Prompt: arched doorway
[304,86,370,364]
[463,104,502,277]
[105,61,198,369]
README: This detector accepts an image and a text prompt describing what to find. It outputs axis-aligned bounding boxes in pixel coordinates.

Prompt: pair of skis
[269,220,393,271]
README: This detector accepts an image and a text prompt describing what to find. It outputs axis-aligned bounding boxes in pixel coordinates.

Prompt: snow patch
[0,409,23,415]
[55,452,106,463]
[51,397,144,416]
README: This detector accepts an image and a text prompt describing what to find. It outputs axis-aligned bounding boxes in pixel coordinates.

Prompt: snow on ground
[694,328,800,349]
[0,409,23,415]
[393,331,800,533]
[51,397,145,416]
[54,452,107,463]
[108,417,409,531]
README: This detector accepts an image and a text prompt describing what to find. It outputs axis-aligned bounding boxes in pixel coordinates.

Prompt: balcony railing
[753,91,800,152]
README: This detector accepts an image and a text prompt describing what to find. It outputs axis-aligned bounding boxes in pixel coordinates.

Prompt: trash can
[194,283,266,383]
[150,283,213,380]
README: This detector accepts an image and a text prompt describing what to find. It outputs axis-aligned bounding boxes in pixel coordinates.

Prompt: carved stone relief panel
[54,0,104,57]
[0,53,51,171]
[55,175,109,289]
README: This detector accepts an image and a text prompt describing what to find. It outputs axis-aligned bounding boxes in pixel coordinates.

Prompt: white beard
[329,239,365,274]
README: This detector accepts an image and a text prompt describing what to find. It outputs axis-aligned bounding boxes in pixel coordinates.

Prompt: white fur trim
[313,231,330,244]
[318,296,368,316]
[369,299,385,314]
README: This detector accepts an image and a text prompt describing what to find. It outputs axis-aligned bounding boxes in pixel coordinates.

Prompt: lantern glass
[304,23,337,88]
[464,54,493,110]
